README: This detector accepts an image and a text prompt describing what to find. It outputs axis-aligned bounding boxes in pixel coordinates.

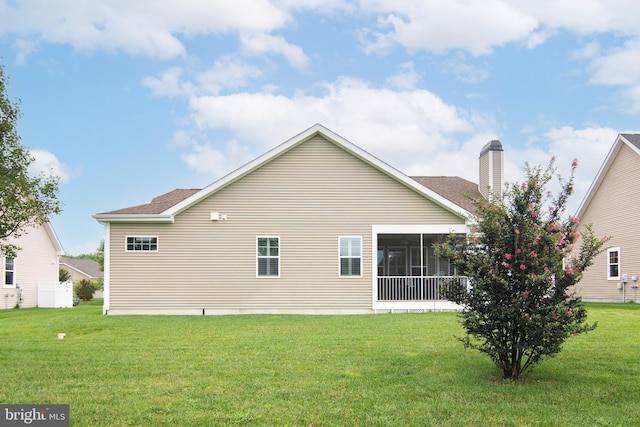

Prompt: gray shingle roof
[97,189,200,215]
[60,257,103,278]
[411,176,481,213]
[620,133,640,149]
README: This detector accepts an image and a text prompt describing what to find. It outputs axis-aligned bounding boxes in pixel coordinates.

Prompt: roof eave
[59,263,95,278]
[44,222,65,255]
[92,214,175,224]
[575,133,629,218]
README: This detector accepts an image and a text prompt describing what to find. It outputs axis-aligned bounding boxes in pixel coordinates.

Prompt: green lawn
[1,300,638,426]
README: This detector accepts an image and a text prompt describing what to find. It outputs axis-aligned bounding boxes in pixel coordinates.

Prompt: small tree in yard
[74,279,99,302]
[59,267,72,282]
[437,159,609,380]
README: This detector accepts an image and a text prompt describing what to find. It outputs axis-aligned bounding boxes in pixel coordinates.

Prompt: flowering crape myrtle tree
[437,159,608,380]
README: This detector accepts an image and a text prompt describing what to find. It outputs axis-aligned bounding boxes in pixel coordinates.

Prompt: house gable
[180,134,467,226]
[576,134,640,219]
[574,134,640,302]
[95,124,471,223]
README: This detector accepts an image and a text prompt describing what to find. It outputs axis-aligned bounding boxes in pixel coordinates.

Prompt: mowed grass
[1,301,638,426]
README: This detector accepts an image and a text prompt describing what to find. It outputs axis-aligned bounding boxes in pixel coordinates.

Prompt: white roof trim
[93,214,175,223]
[165,123,471,220]
[575,134,640,218]
[44,222,65,255]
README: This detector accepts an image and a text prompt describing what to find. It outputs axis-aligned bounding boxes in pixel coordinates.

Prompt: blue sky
[1,1,638,255]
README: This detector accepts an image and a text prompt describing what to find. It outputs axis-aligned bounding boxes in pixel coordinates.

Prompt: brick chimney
[478,140,503,200]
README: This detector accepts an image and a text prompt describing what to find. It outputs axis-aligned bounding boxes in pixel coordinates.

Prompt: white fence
[38,282,73,308]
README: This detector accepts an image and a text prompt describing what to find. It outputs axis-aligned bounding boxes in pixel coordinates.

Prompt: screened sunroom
[373,226,469,311]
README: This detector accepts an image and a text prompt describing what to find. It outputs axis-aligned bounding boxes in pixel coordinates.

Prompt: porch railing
[377,276,468,301]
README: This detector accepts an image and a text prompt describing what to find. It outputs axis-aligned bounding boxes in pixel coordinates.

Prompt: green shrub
[73,279,99,301]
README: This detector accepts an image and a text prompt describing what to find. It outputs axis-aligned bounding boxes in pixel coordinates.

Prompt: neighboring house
[94,124,502,315]
[60,256,104,298]
[1,222,65,309]
[573,133,640,303]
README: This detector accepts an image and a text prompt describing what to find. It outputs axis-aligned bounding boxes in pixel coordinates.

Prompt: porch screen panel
[377,248,385,276]
[388,247,407,276]
[411,246,427,276]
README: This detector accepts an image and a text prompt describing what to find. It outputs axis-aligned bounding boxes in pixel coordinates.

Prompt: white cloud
[385,62,421,89]
[276,0,353,13]
[514,1,640,35]
[1,0,289,60]
[240,33,309,69]
[6,1,640,64]
[29,149,74,183]
[588,39,640,87]
[13,38,40,65]
[180,139,252,176]
[360,1,539,56]
[142,57,263,98]
[178,77,493,181]
[141,67,192,97]
[582,39,640,113]
[442,54,490,84]
[571,41,601,60]
[171,130,199,148]
[197,56,264,94]
[189,76,472,147]
[526,28,555,49]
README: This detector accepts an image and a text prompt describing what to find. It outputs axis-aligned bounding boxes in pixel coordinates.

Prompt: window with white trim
[257,237,279,277]
[339,236,362,277]
[607,247,620,280]
[3,257,15,288]
[126,236,158,252]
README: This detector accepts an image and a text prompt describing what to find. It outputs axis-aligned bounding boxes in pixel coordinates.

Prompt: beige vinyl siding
[1,225,60,309]
[108,135,465,313]
[574,143,640,302]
